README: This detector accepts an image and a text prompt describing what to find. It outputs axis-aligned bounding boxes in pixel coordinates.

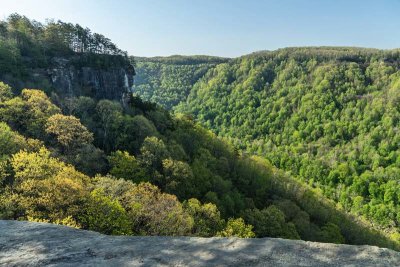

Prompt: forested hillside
[173,47,400,239]
[131,56,228,109]
[2,81,397,248]
[0,13,131,93]
[1,15,399,250]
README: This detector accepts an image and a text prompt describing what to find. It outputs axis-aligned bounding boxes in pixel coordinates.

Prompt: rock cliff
[47,57,135,100]
[1,220,399,267]
[4,55,136,102]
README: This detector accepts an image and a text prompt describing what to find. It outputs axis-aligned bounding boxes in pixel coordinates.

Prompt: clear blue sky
[1,0,399,57]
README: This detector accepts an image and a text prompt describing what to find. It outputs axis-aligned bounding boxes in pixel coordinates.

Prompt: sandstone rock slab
[1,220,399,266]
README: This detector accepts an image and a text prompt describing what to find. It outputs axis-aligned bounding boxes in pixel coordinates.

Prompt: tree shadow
[1,220,399,267]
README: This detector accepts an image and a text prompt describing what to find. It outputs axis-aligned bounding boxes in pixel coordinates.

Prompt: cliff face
[1,220,399,267]
[47,57,135,100]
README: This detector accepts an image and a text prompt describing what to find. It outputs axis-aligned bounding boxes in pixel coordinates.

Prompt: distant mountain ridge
[132,47,400,110]
[132,47,400,242]
[1,14,399,252]
[131,55,229,109]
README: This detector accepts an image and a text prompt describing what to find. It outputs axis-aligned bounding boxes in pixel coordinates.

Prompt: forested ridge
[131,55,229,109]
[0,14,399,251]
[0,13,131,92]
[2,82,397,248]
[135,47,400,242]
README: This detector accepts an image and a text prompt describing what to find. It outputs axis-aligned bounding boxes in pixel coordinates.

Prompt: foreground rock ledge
[0,220,399,267]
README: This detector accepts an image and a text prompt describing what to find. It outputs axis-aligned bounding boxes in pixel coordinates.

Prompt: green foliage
[0,122,27,156]
[0,156,10,185]
[79,188,132,235]
[94,100,123,152]
[0,13,127,63]
[0,89,105,176]
[162,158,195,199]
[8,148,89,222]
[0,89,61,138]
[11,148,63,182]
[168,47,400,240]
[0,82,13,102]
[28,215,81,229]
[273,199,313,239]
[217,218,255,238]
[69,144,108,176]
[0,38,23,76]
[244,206,300,239]
[1,44,400,250]
[45,114,93,150]
[0,14,130,91]
[139,136,169,172]
[184,198,225,237]
[118,115,158,153]
[132,56,229,109]
[318,223,346,244]
[108,151,146,183]
[92,177,194,236]
[125,182,194,236]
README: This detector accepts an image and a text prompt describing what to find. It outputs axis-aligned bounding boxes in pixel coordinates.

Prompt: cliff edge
[1,220,399,266]
[47,56,135,99]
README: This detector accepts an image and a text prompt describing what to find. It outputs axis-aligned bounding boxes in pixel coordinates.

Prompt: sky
[1,0,400,57]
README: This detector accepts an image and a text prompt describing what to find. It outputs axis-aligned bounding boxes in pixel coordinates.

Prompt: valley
[0,14,399,259]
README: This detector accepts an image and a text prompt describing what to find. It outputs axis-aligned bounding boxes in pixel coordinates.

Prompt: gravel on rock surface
[0,220,399,267]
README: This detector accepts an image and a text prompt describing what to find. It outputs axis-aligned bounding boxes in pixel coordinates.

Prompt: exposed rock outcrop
[47,57,135,100]
[1,220,399,267]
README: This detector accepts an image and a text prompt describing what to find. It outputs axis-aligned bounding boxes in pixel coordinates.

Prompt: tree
[11,148,63,182]
[126,182,194,236]
[108,150,147,183]
[71,144,108,176]
[0,89,61,137]
[0,97,26,132]
[318,223,345,244]
[244,205,300,239]
[116,115,158,154]
[95,100,122,151]
[162,158,195,199]
[274,199,312,238]
[9,148,89,222]
[0,122,27,156]
[139,136,169,172]
[79,188,132,235]
[217,218,255,238]
[0,155,10,184]
[0,89,60,138]
[45,114,93,151]
[0,82,13,102]
[184,198,224,237]
[92,177,193,236]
